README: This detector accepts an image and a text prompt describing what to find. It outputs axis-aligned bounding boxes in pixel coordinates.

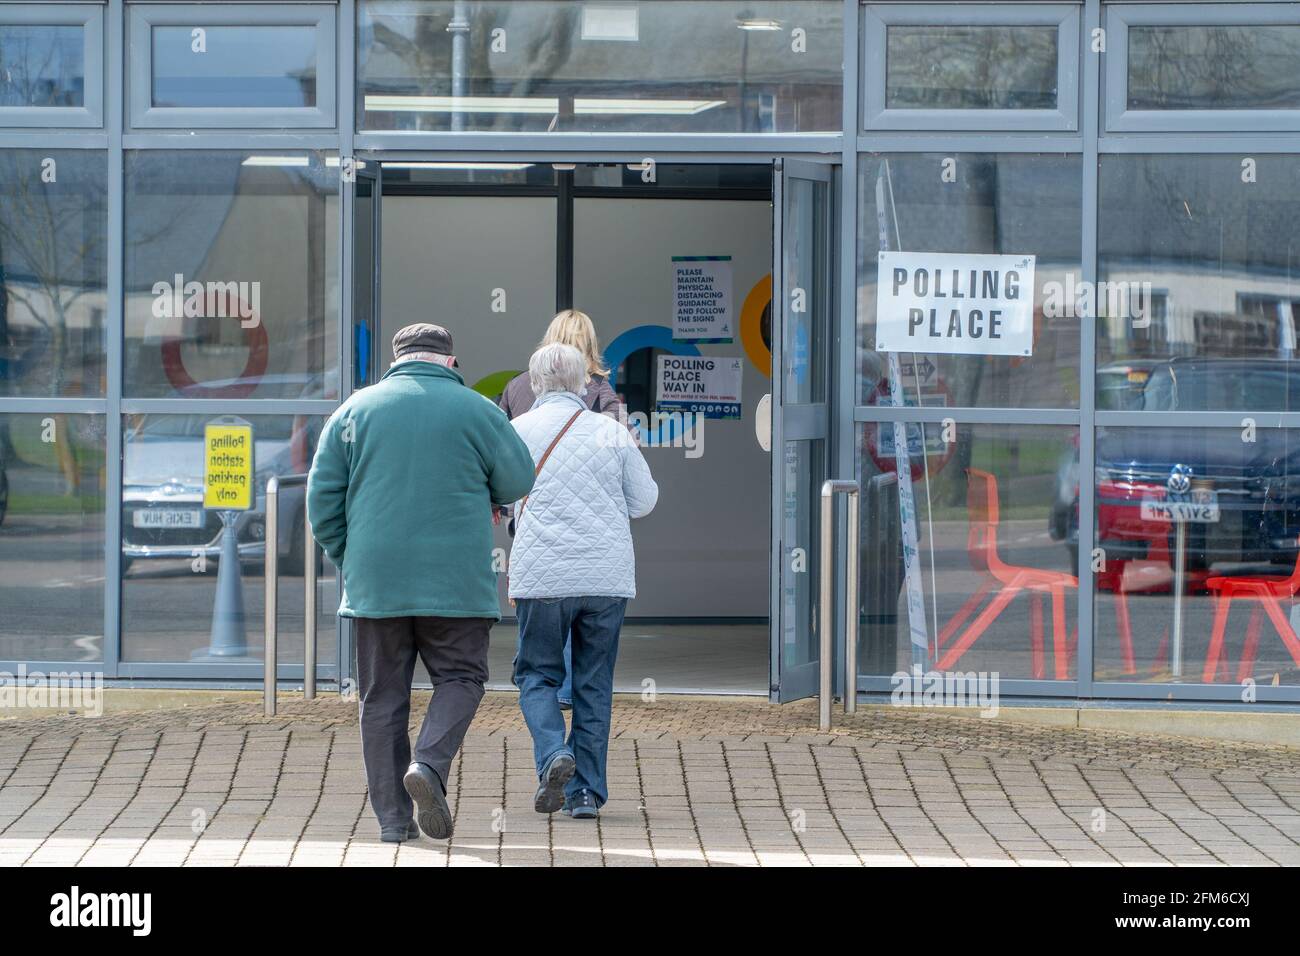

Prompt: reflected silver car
[121,414,317,574]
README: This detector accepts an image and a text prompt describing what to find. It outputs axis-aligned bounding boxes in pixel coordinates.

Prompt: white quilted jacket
[508,391,658,599]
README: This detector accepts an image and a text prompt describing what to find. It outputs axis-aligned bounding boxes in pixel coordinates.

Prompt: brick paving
[0,693,1298,866]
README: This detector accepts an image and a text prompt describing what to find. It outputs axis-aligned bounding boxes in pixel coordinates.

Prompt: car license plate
[133,508,202,529]
[1140,491,1220,524]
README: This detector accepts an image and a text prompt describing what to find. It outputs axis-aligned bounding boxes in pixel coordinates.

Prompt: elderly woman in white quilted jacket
[508,342,658,820]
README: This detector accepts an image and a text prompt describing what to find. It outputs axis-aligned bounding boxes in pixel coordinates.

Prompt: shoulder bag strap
[516,408,584,526]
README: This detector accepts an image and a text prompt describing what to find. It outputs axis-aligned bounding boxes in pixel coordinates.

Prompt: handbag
[506,407,584,600]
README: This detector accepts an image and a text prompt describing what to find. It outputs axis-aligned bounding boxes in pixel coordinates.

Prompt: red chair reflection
[1202,543,1300,683]
[936,468,1078,680]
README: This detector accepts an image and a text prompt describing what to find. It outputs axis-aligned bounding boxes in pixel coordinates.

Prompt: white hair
[393,350,455,367]
[529,342,587,397]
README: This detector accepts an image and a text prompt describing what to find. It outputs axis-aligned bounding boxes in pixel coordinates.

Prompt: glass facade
[120,412,335,664]
[0,0,1296,705]
[358,0,843,132]
[0,24,86,109]
[0,150,108,398]
[123,151,339,400]
[0,412,105,662]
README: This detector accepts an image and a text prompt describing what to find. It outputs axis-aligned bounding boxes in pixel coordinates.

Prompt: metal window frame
[1104,2,1300,133]
[126,1,338,130]
[0,0,1297,706]
[0,2,105,129]
[849,0,1300,705]
[862,2,1081,132]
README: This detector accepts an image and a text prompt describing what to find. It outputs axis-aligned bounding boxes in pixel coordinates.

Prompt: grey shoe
[562,789,599,820]
[380,820,421,843]
[403,762,453,840]
[534,750,576,814]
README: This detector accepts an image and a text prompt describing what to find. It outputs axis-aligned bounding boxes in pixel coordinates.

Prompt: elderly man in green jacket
[308,323,535,843]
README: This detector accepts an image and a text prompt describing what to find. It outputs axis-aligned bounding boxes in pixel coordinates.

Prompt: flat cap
[392,323,455,360]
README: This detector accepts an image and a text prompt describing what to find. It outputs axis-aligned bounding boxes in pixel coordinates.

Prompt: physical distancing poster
[672,255,733,343]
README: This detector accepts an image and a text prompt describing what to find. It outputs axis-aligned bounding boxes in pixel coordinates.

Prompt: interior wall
[573,198,772,618]
[381,191,771,618]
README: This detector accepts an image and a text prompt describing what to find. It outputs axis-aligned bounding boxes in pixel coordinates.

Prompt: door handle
[756,393,772,451]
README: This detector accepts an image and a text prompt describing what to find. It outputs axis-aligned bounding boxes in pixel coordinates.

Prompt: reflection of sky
[0,26,84,107]
[151,26,316,108]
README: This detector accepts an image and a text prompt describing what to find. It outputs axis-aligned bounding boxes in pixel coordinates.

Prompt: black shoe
[534,751,576,814]
[380,820,421,843]
[403,762,453,840]
[562,789,599,820]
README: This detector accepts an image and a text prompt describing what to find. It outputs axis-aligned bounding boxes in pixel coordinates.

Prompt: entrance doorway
[350,160,834,697]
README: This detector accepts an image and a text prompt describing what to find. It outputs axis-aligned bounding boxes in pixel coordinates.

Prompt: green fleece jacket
[307,361,535,619]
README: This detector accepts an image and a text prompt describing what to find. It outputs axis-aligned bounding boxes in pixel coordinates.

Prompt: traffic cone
[202,512,248,657]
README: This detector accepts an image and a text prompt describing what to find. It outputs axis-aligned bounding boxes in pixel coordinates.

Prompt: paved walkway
[1,694,1298,866]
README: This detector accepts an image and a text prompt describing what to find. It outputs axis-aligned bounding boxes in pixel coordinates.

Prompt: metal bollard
[819,480,861,731]
[264,474,317,717]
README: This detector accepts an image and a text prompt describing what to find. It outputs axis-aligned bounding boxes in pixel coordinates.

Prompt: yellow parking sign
[204,419,255,511]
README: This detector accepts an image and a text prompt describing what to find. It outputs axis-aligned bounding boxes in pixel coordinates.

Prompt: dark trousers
[354,615,492,829]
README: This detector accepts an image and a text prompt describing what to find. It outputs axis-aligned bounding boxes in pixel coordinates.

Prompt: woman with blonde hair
[498,309,622,421]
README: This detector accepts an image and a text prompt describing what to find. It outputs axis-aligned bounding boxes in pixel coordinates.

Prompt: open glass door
[771,159,835,701]
[338,160,380,690]
[352,161,380,392]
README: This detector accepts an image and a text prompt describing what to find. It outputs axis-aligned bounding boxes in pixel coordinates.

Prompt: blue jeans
[559,635,573,704]
[514,595,626,807]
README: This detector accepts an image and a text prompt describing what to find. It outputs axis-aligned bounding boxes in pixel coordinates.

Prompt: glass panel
[782,438,822,677]
[1098,155,1300,411]
[857,422,1079,680]
[0,150,108,399]
[1095,425,1300,686]
[151,24,318,109]
[885,25,1058,110]
[0,413,104,662]
[120,413,336,664]
[124,151,339,400]
[783,174,828,404]
[1128,25,1300,111]
[0,23,85,108]
[359,0,842,132]
[857,153,1082,408]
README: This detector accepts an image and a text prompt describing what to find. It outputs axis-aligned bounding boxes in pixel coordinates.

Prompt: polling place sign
[875,251,1036,356]
[657,355,743,420]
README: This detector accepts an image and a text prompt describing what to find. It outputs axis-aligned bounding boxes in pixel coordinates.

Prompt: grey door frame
[351,154,823,701]
[771,157,839,703]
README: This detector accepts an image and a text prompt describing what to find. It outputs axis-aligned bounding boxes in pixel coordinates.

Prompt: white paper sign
[672,256,733,343]
[876,251,1036,357]
[656,355,742,420]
